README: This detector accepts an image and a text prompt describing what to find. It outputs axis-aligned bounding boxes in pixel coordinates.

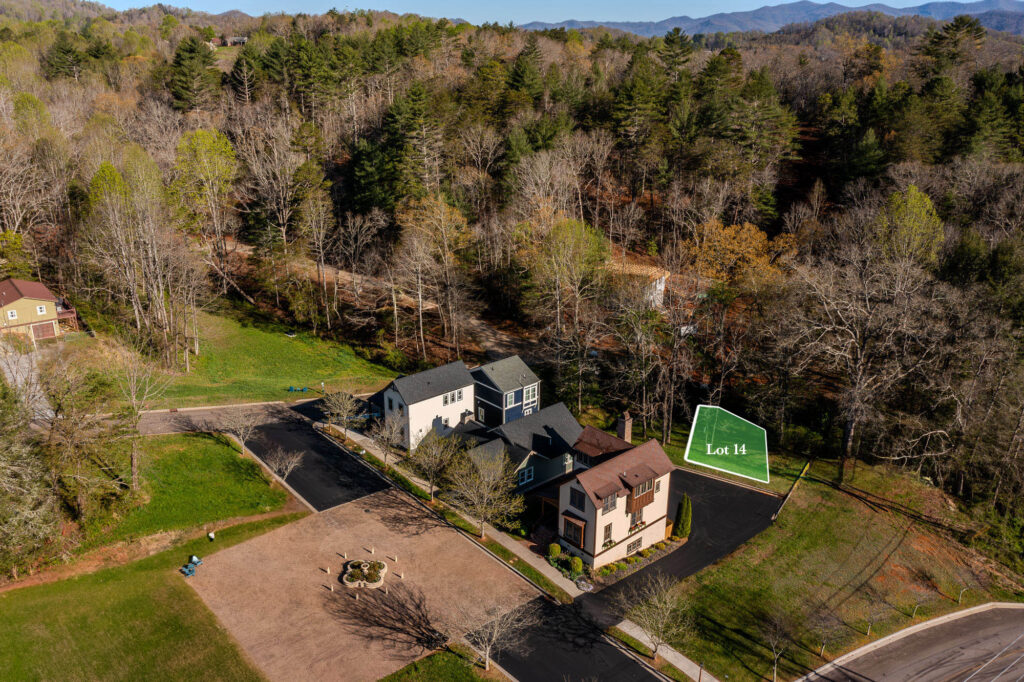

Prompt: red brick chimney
[616,411,633,443]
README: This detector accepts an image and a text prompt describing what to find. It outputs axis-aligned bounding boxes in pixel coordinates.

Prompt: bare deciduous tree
[447,448,523,538]
[612,573,692,660]
[369,414,404,469]
[220,409,262,454]
[265,447,305,480]
[118,352,170,490]
[409,431,460,501]
[323,391,359,432]
[461,600,538,672]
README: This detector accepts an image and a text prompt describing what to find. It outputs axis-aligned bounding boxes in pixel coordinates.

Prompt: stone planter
[342,559,388,589]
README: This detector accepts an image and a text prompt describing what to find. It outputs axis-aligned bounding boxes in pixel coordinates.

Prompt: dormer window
[633,479,653,497]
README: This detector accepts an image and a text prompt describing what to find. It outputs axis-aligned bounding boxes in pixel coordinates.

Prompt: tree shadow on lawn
[323,581,449,654]
[371,490,447,537]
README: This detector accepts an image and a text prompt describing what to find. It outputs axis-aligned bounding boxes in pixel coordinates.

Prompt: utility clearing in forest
[684,405,770,484]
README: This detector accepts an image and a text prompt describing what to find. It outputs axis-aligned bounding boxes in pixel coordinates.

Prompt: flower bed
[593,537,687,585]
[342,559,388,588]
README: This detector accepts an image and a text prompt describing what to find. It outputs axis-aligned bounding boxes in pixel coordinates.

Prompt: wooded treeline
[2,5,1024,570]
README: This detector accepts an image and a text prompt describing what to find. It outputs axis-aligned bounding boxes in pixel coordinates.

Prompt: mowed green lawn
[0,514,301,681]
[157,309,395,407]
[382,646,491,681]
[672,460,1024,681]
[83,433,287,549]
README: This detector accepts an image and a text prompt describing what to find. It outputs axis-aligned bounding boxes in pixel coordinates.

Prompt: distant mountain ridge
[520,0,1024,36]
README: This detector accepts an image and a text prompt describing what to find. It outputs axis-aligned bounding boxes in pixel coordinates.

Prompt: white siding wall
[557,472,671,568]
[383,384,475,450]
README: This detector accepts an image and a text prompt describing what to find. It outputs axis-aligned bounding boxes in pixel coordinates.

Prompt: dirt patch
[188,489,536,682]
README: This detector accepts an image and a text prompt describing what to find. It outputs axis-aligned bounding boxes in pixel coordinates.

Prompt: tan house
[0,278,77,341]
[557,438,674,568]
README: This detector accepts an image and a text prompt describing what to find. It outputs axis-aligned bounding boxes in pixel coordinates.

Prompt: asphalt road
[494,597,659,682]
[807,606,1024,682]
[139,403,388,511]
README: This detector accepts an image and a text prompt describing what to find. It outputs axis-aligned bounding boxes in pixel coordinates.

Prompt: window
[524,384,537,403]
[630,508,644,529]
[6,310,15,320]
[457,388,463,401]
[601,494,616,515]
[603,524,613,544]
[563,519,583,547]
[517,467,534,486]
[569,487,586,511]
[478,407,485,421]
[443,417,450,427]
[655,480,661,493]
[387,397,394,412]
[627,538,642,554]
[523,407,533,416]
[443,393,450,406]
[633,479,653,497]
[505,392,515,408]
[36,305,46,315]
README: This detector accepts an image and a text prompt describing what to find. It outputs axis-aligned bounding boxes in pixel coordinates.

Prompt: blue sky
[104,0,928,27]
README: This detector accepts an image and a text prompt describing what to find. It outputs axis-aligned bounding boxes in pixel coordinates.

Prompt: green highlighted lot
[684,405,770,483]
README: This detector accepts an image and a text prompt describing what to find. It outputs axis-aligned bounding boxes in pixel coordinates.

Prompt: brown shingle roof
[0,278,57,303]
[573,426,633,460]
[572,439,674,508]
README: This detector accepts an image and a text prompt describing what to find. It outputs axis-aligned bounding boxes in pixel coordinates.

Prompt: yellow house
[0,278,78,341]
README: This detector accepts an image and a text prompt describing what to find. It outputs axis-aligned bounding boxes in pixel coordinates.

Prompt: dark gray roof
[466,438,511,468]
[471,355,540,394]
[390,361,473,405]
[493,402,582,460]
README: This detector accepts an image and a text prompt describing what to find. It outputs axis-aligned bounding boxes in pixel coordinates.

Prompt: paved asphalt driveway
[139,403,388,512]
[806,606,1024,681]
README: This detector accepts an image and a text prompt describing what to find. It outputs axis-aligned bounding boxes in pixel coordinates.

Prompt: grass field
[382,645,495,681]
[158,308,395,407]
[0,514,303,681]
[67,302,395,408]
[83,433,288,549]
[672,459,1024,681]
[684,405,770,484]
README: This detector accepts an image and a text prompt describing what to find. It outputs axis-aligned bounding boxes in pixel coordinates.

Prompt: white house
[557,439,674,568]
[381,361,475,450]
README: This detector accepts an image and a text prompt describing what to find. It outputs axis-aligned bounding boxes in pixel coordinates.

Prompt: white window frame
[456,388,463,401]
[517,466,534,486]
[524,383,537,403]
[36,305,46,315]
[627,538,642,554]
[602,494,616,514]
[7,310,16,320]
[505,392,515,409]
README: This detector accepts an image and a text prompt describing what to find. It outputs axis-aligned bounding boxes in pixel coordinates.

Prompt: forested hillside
[2,5,1024,577]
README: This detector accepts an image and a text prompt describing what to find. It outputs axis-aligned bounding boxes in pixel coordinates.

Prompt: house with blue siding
[470,355,540,427]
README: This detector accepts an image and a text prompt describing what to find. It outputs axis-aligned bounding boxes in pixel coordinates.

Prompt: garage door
[32,322,55,339]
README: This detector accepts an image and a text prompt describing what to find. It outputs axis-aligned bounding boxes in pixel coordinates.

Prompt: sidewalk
[338,425,718,682]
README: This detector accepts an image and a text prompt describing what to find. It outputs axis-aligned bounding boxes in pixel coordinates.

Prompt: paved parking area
[140,404,388,511]
[189,488,538,682]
